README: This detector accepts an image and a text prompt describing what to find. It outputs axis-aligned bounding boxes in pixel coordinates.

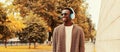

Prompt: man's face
[61,9,71,22]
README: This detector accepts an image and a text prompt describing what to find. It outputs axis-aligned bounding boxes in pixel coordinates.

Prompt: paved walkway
[85,42,95,52]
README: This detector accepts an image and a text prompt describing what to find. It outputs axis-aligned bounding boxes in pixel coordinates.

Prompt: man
[53,7,85,52]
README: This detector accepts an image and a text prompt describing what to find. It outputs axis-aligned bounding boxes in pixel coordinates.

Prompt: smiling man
[53,7,85,52]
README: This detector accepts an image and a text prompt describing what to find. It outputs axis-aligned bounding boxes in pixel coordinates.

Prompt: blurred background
[0,0,102,52]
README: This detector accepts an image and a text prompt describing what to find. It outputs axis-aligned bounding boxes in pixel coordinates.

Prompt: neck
[64,21,73,26]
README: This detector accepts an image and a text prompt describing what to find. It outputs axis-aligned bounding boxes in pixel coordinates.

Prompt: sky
[0,0,13,7]
[0,0,5,3]
[86,0,101,30]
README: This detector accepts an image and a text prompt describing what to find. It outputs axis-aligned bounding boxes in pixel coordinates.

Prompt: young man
[53,8,85,52]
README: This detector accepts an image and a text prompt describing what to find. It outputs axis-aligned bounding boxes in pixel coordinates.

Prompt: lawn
[0,45,52,52]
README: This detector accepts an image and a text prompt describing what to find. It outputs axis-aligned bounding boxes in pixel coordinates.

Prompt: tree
[0,2,25,48]
[13,0,96,40]
[0,3,11,48]
[13,0,63,30]
[18,12,48,48]
[0,25,12,48]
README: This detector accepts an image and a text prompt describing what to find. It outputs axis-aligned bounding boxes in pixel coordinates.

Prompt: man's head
[61,8,75,22]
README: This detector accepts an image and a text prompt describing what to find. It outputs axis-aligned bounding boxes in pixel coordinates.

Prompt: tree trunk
[34,42,37,48]
[29,41,31,49]
[4,39,7,48]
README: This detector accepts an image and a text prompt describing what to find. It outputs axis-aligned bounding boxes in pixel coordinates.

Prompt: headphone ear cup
[70,13,75,19]
[70,8,75,19]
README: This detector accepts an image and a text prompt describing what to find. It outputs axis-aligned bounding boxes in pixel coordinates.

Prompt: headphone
[69,8,75,19]
[61,7,75,19]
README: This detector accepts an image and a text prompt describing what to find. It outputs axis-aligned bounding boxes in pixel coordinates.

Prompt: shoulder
[74,24,83,31]
[73,24,84,35]
[54,24,64,31]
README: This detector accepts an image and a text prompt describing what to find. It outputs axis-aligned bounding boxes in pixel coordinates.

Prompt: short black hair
[63,8,73,14]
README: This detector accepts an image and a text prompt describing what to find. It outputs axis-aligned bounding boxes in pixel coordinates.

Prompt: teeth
[62,18,66,21]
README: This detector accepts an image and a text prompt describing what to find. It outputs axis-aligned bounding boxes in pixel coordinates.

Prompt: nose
[61,15,66,19]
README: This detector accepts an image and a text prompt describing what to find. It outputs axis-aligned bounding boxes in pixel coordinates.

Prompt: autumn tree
[0,2,25,48]
[0,3,12,48]
[13,0,96,40]
[17,11,48,48]
[13,0,61,45]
